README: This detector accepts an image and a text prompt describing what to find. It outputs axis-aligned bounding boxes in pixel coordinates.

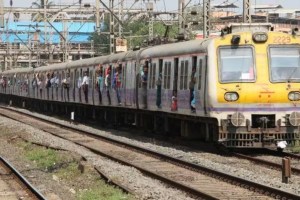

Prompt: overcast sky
[4,0,300,13]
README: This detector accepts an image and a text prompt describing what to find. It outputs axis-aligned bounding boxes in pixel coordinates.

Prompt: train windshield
[269,46,300,82]
[219,47,254,83]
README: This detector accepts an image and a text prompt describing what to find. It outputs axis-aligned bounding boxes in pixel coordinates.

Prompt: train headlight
[231,112,245,127]
[289,112,300,126]
[252,32,268,43]
[288,92,300,101]
[224,92,239,102]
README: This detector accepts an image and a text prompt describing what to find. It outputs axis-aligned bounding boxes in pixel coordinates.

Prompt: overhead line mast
[243,0,251,23]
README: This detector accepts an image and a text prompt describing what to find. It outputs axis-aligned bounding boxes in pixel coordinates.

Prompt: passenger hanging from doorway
[114,65,122,105]
[96,67,103,105]
[45,72,51,100]
[31,74,37,97]
[50,72,55,100]
[82,71,89,103]
[105,67,112,105]
[36,73,42,99]
[156,73,162,108]
[189,67,196,113]
[141,64,148,109]
[171,90,178,111]
[77,70,82,102]
[63,71,70,101]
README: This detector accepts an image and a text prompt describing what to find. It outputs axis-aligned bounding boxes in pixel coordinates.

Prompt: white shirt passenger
[82,75,89,86]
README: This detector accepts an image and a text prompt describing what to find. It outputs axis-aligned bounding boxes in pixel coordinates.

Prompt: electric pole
[96,0,101,34]
[109,0,115,54]
[243,0,251,23]
[203,0,210,38]
[178,0,185,34]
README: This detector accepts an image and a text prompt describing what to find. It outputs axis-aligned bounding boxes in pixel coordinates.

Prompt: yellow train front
[208,24,300,149]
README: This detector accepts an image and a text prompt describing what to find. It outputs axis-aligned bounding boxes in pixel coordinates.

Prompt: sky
[4,0,300,13]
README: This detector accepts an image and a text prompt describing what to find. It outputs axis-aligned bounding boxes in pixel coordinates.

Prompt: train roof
[140,39,210,59]
[2,67,33,75]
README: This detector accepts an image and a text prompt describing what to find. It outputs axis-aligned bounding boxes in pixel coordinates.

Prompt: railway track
[0,106,300,199]
[230,148,300,175]
[0,156,45,200]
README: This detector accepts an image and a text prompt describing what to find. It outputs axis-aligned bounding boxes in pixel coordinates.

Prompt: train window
[184,60,188,89]
[163,62,171,89]
[149,62,156,89]
[219,47,254,83]
[179,60,189,90]
[269,46,300,82]
[198,59,202,90]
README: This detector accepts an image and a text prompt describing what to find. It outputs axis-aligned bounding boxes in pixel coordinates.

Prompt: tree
[31,0,55,22]
[89,15,178,55]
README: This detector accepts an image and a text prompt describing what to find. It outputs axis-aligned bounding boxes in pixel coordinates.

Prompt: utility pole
[118,0,124,38]
[109,0,115,54]
[96,0,101,34]
[44,0,48,46]
[203,0,210,38]
[0,0,3,28]
[178,0,185,34]
[243,0,251,23]
[146,2,154,41]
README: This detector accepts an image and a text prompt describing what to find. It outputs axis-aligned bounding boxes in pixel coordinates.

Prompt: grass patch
[289,146,300,153]
[55,162,82,180]
[23,142,73,171]
[16,141,134,200]
[76,181,134,200]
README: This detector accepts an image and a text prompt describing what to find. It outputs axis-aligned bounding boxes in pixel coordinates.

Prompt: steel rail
[1,106,300,199]
[0,156,46,200]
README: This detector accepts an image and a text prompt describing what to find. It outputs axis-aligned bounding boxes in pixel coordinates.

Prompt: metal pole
[44,0,48,44]
[178,0,185,34]
[109,0,115,54]
[203,0,210,38]
[96,0,100,34]
[118,0,124,38]
[243,0,251,23]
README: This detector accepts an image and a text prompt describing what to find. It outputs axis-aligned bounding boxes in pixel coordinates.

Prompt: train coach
[0,23,300,149]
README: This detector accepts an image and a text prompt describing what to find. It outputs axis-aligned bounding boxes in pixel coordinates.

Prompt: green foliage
[89,15,178,54]
[24,144,69,170]
[76,181,134,200]
[55,162,81,180]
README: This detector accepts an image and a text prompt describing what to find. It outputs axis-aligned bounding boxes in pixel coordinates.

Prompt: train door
[171,58,179,111]
[80,67,89,104]
[93,65,101,105]
[119,62,125,106]
[138,60,149,109]
[148,59,156,109]
[164,59,172,110]
[178,57,189,112]
[125,61,134,106]
[196,56,206,115]
[156,59,163,108]
[69,69,75,102]
[89,67,94,105]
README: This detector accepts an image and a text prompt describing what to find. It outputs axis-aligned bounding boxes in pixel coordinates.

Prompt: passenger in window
[141,65,148,109]
[96,68,103,104]
[156,73,162,108]
[77,70,82,102]
[189,67,196,113]
[105,67,112,105]
[82,71,89,103]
